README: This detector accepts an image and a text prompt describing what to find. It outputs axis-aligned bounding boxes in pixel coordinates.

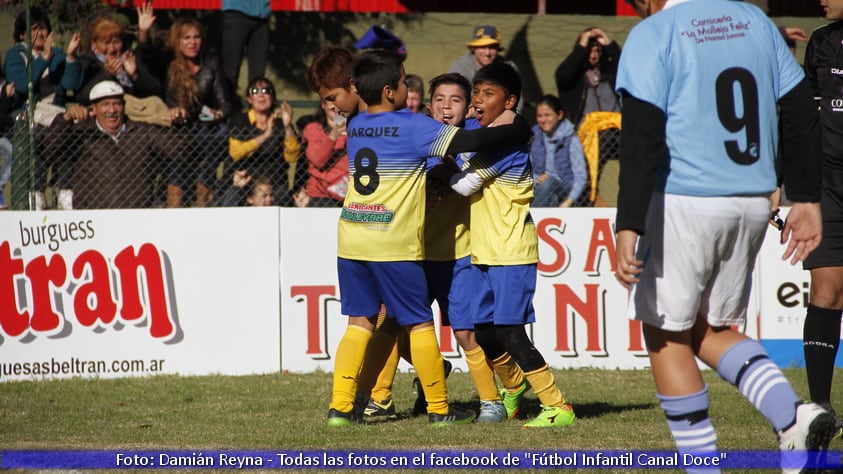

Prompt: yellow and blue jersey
[463,119,537,265]
[339,109,460,261]
[424,156,471,262]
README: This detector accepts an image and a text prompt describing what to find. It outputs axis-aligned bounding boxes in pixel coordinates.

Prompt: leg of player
[642,323,719,464]
[692,319,837,473]
[496,324,575,428]
[803,266,843,432]
[408,320,476,425]
[358,315,402,422]
[454,329,507,422]
[328,315,378,426]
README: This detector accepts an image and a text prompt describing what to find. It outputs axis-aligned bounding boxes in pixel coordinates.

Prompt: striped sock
[717,339,800,431]
[658,387,719,474]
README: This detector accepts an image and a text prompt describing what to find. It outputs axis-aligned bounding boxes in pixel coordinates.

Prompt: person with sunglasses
[226,76,303,207]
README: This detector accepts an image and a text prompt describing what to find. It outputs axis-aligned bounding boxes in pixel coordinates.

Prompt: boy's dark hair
[14,7,51,42]
[428,72,471,103]
[405,74,424,96]
[473,62,521,108]
[307,47,355,92]
[352,49,404,107]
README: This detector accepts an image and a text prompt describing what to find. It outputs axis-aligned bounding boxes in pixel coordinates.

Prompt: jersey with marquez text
[339,109,459,261]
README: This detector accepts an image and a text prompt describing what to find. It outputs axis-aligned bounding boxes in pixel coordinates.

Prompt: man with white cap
[44,79,184,209]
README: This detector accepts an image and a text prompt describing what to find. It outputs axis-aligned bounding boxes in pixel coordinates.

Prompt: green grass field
[1,368,842,473]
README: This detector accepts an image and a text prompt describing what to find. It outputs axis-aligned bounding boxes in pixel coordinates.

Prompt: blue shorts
[337,258,433,326]
[471,264,537,326]
[424,256,475,331]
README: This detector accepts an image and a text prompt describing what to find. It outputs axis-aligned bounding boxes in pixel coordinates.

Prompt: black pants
[222,10,269,94]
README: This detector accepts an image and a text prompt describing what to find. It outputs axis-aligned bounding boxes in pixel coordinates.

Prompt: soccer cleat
[499,382,528,420]
[817,402,843,441]
[363,398,398,422]
[327,408,368,427]
[779,402,837,473]
[523,404,576,428]
[412,359,453,417]
[477,400,507,423]
[428,406,476,426]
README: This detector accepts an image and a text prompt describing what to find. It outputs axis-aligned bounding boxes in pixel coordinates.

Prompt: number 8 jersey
[339,109,460,261]
[615,0,804,197]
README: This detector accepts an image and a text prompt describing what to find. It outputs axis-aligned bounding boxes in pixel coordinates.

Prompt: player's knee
[475,324,505,360]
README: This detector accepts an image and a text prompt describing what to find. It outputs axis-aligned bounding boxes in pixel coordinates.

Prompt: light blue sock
[659,387,719,474]
[717,339,800,431]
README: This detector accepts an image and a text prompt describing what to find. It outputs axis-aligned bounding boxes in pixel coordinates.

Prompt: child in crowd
[404,73,424,113]
[449,62,576,428]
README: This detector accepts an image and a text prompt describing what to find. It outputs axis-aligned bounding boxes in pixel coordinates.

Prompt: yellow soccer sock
[491,352,526,391]
[464,346,500,401]
[370,341,399,402]
[329,325,372,413]
[357,328,398,400]
[524,364,566,407]
[410,325,448,415]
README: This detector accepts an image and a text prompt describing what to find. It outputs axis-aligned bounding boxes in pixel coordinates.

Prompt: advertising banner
[0,208,281,382]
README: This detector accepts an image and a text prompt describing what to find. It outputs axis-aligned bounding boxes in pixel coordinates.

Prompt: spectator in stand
[76,14,161,105]
[5,7,82,210]
[227,76,301,206]
[529,94,587,208]
[301,100,348,207]
[0,75,16,210]
[448,25,521,112]
[221,0,271,94]
[43,80,183,209]
[217,170,309,207]
[554,27,621,126]
[163,17,234,208]
[449,25,514,83]
[5,7,82,112]
[405,74,424,113]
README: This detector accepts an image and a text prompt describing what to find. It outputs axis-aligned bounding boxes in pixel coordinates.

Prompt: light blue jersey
[615,0,804,197]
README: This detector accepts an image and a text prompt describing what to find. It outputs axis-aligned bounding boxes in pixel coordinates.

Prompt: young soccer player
[421,72,526,422]
[618,0,833,469]
[328,50,532,426]
[448,62,575,428]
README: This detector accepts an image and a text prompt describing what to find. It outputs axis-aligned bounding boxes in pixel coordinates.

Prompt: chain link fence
[1,114,620,210]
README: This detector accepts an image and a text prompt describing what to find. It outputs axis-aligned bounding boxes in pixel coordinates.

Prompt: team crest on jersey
[340,202,395,223]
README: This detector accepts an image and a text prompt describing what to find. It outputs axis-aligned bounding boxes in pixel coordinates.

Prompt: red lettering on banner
[290,285,337,358]
[0,242,177,341]
[0,241,29,336]
[25,253,67,332]
[628,319,644,352]
[537,217,569,276]
[552,283,606,354]
[584,218,616,274]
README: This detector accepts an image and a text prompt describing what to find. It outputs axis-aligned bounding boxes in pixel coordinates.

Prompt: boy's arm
[445,115,531,155]
[449,168,483,196]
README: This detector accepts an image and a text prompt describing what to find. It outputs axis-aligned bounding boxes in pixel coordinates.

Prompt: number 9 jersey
[615,0,804,198]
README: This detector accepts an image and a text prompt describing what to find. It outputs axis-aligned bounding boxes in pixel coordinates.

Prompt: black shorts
[803,165,843,269]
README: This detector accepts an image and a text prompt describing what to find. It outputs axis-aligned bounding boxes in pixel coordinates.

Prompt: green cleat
[499,382,528,420]
[327,408,368,427]
[523,404,576,428]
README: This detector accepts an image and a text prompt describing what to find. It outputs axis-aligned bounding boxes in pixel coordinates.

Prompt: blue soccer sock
[658,387,719,474]
[716,339,800,431]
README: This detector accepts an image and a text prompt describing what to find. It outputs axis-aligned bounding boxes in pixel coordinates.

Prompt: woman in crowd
[227,76,301,205]
[300,100,349,207]
[164,17,234,207]
[77,14,161,104]
[529,94,587,208]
